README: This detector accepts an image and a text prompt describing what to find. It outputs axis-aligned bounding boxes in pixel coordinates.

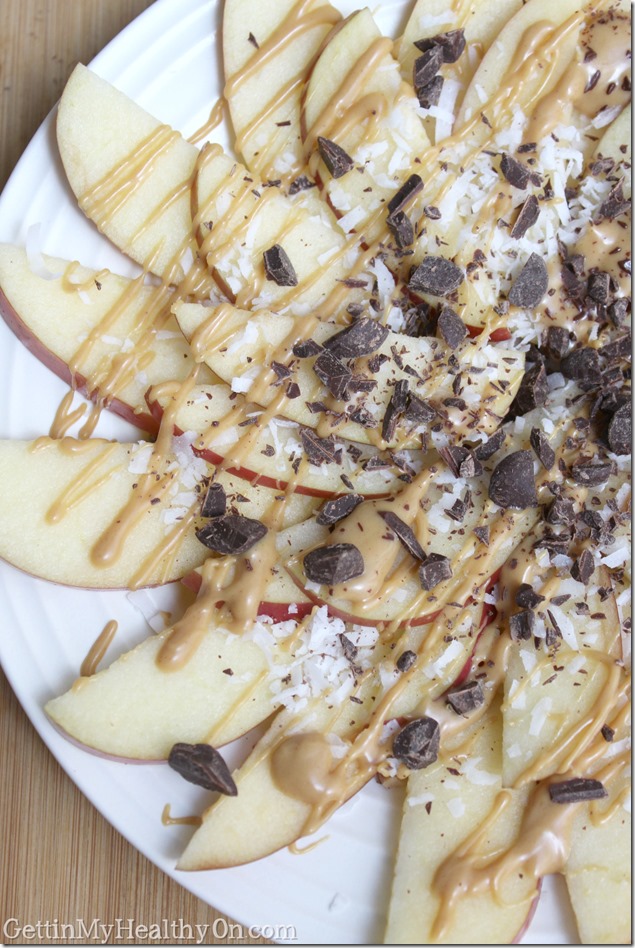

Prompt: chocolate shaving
[510,194,540,239]
[548,778,608,804]
[500,153,534,190]
[445,679,484,716]
[416,75,444,109]
[382,379,409,442]
[201,482,227,518]
[508,253,548,309]
[196,514,267,555]
[317,136,354,178]
[571,548,595,584]
[292,339,323,358]
[263,244,298,286]
[303,543,364,585]
[474,525,490,546]
[396,650,417,672]
[413,46,444,93]
[607,402,631,456]
[489,451,537,509]
[509,609,535,642]
[530,427,556,470]
[387,210,415,248]
[168,743,237,796]
[387,174,424,216]
[379,511,426,561]
[516,583,545,609]
[595,179,630,222]
[316,493,364,526]
[418,553,452,591]
[392,717,440,770]
[474,428,505,461]
[570,460,612,487]
[325,317,389,359]
[300,428,342,466]
[414,29,466,63]
[288,175,316,195]
[313,349,353,400]
[437,306,467,349]
[409,256,465,297]
[513,363,549,414]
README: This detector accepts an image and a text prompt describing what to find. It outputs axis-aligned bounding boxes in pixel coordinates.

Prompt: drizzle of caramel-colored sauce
[161,803,202,827]
[79,619,118,678]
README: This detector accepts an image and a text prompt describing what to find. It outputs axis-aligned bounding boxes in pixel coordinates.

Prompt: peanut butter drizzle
[79,620,118,677]
[271,732,337,805]
[45,442,122,524]
[187,98,226,146]
[50,390,88,439]
[161,803,202,827]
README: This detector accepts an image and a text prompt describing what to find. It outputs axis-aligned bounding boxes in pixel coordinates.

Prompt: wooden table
[0,3,267,942]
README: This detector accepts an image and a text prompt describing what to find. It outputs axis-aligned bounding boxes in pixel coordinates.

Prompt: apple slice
[301,8,430,245]
[0,244,215,434]
[146,382,399,497]
[222,0,341,180]
[386,700,537,944]
[173,302,525,447]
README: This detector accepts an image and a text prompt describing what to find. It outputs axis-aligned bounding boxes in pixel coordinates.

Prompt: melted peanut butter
[79,620,118,677]
[271,732,336,805]
[161,803,202,827]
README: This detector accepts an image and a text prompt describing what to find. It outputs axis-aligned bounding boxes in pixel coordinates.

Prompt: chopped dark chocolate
[313,349,353,400]
[292,338,323,358]
[445,679,484,716]
[489,451,537,509]
[607,297,630,327]
[413,46,444,93]
[379,511,426,561]
[437,305,467,349]
[414,29,466,63]
[387,174,424,216]
[474,525,490,546]
[263,244,298,286]
[316,493,364,526]
[595,179,630,222]
[474,428,505,461]
[201,481,227,518]
[396,649,417,672]
[409,255,465,297]
[325,317,389,359]
[500,153,532,190]
[382,379,409,442]
[416,75,444,109]
[418,553,452,591]
[544,325,571,360]
[607,402,631,456]
[570,460,612,487]
[387,210,415,248]
[271,360,292,380]
[509,609,535,642]
[303,543,364,585]
[195,514,267,555]
[392,717,440,770]
[560,347,601,390]
[508,253,548,309]
[571,548,595,584]
[601,724,615,742]
[587,270,610,304]
[317,136,354,178]
[514,363,549,414]
[168,743,237,796]
[530,427,556,470]
[516,583,545,609]
[404,393,437,424]
[548,778,608,804]
[300,427,343,466]
[288,175,316,195]
[286,381,301,398]
[510,194,540,239]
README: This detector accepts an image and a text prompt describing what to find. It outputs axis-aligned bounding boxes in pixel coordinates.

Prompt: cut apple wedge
[0,244,214,434]
[173,302,525,446]
[222,0,341,180]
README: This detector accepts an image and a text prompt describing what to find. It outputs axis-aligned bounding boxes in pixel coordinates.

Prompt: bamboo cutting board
[0,2,267,943]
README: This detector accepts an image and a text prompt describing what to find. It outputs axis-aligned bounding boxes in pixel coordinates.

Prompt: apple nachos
[0,0,631,943]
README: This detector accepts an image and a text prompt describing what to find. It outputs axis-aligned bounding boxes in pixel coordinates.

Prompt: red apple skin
[181,570,314,622]
[0,287,159,435]
[512,882,542,943]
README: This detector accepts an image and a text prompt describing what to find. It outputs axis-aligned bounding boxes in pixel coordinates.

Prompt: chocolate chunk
[510,194,540,238]
[445,679,484,716]
[382,379,409,442]
[414,29,466,63]
[571,548,595,584]
[607,402,631,456]
[489,451,537,509]
[168,743,237,796]
[413,46,444,93]
[338,633,359,666]
[409,256,465,297]
[601,724,615,742]
[546,496,577,525]
[288,175,316,195]
[447,496,469,522]
[548,778,608,804]
[317,136,354,179]
[418,552,452,590]
[325,317,389,359]
[300,428,342,466]
[313,349,353,399]
[516,583,545,609]
[416,75,444,109]
[587,270,610,304]
[293,338,323,358]
[316,493,364,525]
[388,174,424,216]
[474,428,505,461]
[437,306,467,349]
[286,381,301,398]
[595,179,630,222]
[570,460,612,487]
[387,210,415,248]
[396,649,417,672]
[508,253,548,308]
[271,360,292,381]
[530,427,556,470]
[514,363,549,414]
[500,153,532,190]
[607,297,630,327]
[544,326,571,359]
[600,332,631,363]
[474,525,490,546]
[509,609,535,641]
[263,244,298,286]
[423,204,441,219]
[196,514,267,555]
[561,347,601,390]
[380,511,426,561]
[303,543,364,585]
[201,482,227,518]
[404,393,437,424]
[392,717,440,770]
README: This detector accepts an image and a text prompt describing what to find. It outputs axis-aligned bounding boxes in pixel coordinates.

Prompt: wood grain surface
[0,2,268,943]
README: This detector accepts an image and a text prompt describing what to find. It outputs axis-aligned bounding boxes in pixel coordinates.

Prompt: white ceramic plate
[0,0,581,942]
